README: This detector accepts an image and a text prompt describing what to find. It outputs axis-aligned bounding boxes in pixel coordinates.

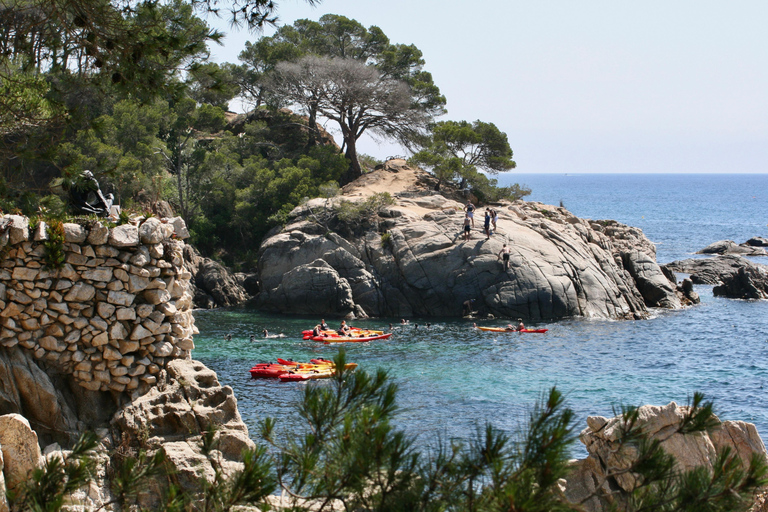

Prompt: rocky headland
[0,166,764,510]
[256,160,693,321]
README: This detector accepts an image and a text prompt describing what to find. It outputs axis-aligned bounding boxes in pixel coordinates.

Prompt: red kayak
[249,363,290,378]
[310,333,393,343]
[477,326,549,333]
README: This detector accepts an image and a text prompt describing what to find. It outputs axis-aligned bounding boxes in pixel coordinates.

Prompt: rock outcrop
[563,402,768,512]
[0,414,41,496]
[713,266,768,299]
[111,359,254,506]
[665,255,755,285]
[256,165,682,320]
[664,255,768,299]
[697,240,768,256]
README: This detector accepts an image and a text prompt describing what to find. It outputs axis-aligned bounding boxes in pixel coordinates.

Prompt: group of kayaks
[249,357,358,381]
[249,323,548,383]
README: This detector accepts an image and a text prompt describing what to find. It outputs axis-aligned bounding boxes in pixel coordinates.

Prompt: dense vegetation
[12,351,768,511]
[0,0,530,269]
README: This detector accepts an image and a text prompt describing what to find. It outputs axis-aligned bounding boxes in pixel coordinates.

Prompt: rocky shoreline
[0,166,767,510]
[255,161,693,321]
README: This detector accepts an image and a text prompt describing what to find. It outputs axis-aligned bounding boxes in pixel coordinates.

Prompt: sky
[205,1,768,174]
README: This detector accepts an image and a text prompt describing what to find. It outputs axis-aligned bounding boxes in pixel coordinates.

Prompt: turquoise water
[193,174,768,451]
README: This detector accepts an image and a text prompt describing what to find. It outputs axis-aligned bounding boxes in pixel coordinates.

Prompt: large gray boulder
[621,250,681,308]
[697,240,767,256]
[664,255,767,286]
[256,192,680,321]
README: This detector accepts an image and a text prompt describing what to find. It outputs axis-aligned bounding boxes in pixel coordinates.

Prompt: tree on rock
[411,120,529,202]
[242,14,445,184]
[270,55,434,185]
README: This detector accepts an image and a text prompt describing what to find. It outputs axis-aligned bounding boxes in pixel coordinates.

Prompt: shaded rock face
[713,266,768,299]
[563,402,768,512]
[664,255,768,298]
[257,191,681,321]
[183,246,250,309]
[0,346,116,446]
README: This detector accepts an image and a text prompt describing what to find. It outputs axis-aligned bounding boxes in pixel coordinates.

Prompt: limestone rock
[111,359,254,502]
[64,282,96,302]
[563,401,768,511]
[108,224,139,247]
[0,413,41,493]
[87,222,110,245]
[6,215,29,245]
[139,217,174,244]
[169,217,190,239]
[62,223,87,243]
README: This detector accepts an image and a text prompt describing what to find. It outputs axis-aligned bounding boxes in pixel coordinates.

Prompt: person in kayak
[338,320,351,336]
[320,319,329,330]
[517,318,525,331]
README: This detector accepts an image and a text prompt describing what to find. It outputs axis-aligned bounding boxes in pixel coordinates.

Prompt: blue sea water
[193,174,768,453]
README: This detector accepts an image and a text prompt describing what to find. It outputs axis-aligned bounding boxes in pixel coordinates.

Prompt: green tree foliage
[411,120,530,203]
[269,55,432,185]
[238,14,446,183]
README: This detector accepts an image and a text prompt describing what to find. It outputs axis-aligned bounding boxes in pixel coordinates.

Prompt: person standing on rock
[464,201,475,228]
[484,209,491,239]
[463,214,471,241]
[491,208,498,232]
[498,244,511,270]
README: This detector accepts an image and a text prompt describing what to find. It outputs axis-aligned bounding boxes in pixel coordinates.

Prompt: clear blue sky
[206,1,768,173]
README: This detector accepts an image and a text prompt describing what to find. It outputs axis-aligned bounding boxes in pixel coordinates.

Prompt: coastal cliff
[256,160,685,321]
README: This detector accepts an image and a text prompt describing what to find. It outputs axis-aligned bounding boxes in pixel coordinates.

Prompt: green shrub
[43,220,66,270]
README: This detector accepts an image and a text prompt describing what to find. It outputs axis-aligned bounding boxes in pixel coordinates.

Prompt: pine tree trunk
[340,136,362,185]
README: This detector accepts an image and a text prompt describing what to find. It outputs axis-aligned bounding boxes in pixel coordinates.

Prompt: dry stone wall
[0,214,197,393]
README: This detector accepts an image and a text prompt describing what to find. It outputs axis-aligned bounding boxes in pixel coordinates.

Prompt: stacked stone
[0,214,198,393]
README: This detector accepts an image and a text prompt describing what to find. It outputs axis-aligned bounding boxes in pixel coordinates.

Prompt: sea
[192,173,768,454]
